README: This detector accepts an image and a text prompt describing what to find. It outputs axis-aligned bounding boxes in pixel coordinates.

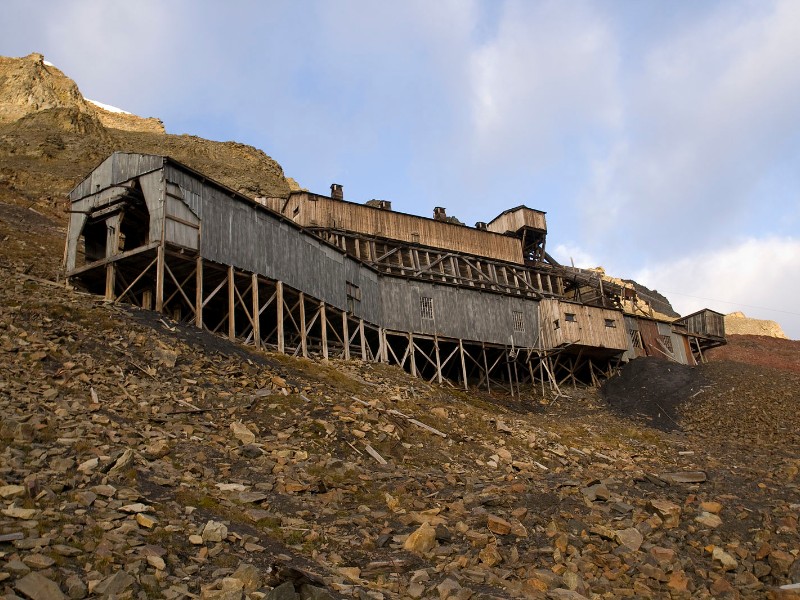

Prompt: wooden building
[64,152,723,394]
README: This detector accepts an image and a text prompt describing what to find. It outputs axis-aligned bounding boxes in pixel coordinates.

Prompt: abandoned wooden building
[64,152,725,393]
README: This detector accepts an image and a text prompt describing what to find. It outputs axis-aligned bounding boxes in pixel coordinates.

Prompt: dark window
[512,311,525,332]
[604,319,616,328]
[420,297,434,320]
[565,313,577,323]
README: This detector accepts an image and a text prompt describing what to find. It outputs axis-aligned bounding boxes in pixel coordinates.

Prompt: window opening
[420,296,434,320]
[512,311,525,332]
[565,313,577,323]
[604,319,616,328]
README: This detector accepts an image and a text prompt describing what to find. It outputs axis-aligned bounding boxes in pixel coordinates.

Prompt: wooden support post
[342,313,350,360]
[105,263,115,301]
[252,273,260,348]
[482,343,491,393]
[409,333,416,378]
[276,281,284,354]
[320,302,328,360]
[195,257,203,329]
[299,292,307,358]
[227,266,235,341]
[360,320,367,361]
[459,339,468,391]
[507,358,515,397]
[434,335,443,384]
[155,245,165,312]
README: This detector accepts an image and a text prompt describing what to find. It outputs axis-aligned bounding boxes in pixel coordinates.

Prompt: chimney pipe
[330,183,343,200]
[433,207,447,221]
[475,221,487,230]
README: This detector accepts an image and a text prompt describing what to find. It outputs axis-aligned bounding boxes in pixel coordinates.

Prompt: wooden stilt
[299,292,307,358]
[195,257,203,329]
[276,281,284,354]
[320,302,328,360]
[434,335,442,384]
[227,266,235,340]
[105,263,116,301]
[459,339,469,391]
[342,312,350,360]
[252,274,260,348]
[155,245,164,312]
[360,320,367,361]
[482,343,491,392]
[409,333,417,377]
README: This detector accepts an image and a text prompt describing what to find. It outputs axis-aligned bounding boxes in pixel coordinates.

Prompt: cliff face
[724,311,788,339]
[0,53,290,207]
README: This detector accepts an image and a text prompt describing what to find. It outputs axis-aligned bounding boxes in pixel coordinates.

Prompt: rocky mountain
[1,52,799,599]
[0,53,290,209]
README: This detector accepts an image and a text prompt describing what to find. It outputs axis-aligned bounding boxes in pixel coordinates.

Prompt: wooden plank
[228,266,235,340]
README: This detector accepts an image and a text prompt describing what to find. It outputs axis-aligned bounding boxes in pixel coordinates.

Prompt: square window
[604,319,616,328]
[512,311,525,332]
[420,296,434,320]
[565,313,577,323]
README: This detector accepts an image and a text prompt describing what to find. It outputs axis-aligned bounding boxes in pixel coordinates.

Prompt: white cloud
[581,0,800,257]
[633,236,800,340]
[550,242,600,270]
[468,1,620,169]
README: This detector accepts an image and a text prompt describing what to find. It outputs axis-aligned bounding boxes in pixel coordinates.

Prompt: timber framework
[64,152,726,395]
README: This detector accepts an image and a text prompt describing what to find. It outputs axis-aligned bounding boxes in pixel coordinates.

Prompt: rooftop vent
[433,206,447,221]
[330,183,343,200]
[475,221,487,230]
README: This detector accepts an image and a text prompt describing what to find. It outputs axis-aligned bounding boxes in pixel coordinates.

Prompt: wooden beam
[360,319,367,361]
[342,311,350,360]
[155,245,164,312]
[299,292,307,358]
[459,339,468,391]
[195,257,203,329]
[252,273,260,348]
[320,302,328,360]
[228,265,235,341]
[277,281,285,354]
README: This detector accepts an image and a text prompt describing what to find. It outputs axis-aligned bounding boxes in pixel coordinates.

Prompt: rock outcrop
[725,311,788,339]
[0,52,291,206]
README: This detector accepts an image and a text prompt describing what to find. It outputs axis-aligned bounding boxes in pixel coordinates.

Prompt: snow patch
[86,98,132,115]
[43,60,55,67]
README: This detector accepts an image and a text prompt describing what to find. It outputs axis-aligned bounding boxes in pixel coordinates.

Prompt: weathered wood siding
[678,310,726,339]
[538,299,628,352]
[379,279,539,346]
[486,206,547,234]
[281,193,525,265]
[69,153,164,201]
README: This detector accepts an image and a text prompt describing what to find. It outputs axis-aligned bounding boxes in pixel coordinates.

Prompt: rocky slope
[0,53,290,207]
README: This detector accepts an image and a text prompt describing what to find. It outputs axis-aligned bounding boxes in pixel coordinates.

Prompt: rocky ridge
[724,312,788,340]
[0,53,290,207]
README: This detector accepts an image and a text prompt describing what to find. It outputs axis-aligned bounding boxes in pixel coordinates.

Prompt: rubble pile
[1,270,799,599]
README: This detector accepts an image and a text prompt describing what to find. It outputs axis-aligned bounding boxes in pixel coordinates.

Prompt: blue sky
[4,0,800,338]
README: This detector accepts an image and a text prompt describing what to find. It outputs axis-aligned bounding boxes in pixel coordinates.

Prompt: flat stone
[15,572,66,600]
[147,555,166,570]
[487,514,512,535]
[22,554,56,569]
[94,571,136,596]
[695,512,723,528]
[0,484,26,498]
[615,527,643,552]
